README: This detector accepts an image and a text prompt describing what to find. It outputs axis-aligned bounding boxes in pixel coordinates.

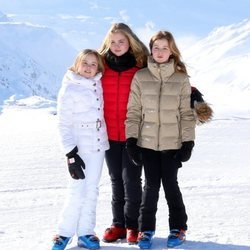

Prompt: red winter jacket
[102,64,139,141]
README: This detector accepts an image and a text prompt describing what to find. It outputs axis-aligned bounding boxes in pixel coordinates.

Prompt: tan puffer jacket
[126,57,196,151]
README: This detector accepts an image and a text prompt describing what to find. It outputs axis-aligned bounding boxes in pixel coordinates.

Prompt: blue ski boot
[51,235,71,250]
[138,231,155,249]
[78,235,100,249]
[167,229,186,248]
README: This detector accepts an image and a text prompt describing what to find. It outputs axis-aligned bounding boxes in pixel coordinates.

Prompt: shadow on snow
[67,238,250,250]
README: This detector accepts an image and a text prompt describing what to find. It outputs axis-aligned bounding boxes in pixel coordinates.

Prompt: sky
[0,0,250,50]
[0,97,249,250]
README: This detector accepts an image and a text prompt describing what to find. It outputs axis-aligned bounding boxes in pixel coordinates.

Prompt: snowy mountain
[0,10,10,22]
[184,19,250,109]
[0,9,249,115]
[0,40,59,101]
[0,14,77,103]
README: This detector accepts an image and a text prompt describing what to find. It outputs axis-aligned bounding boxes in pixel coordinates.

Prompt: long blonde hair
[149,31,187,74]
[99,23,149,68]
[69,49,104,74]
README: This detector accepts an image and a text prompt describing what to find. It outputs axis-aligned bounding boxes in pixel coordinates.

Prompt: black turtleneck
[105,49,137,72]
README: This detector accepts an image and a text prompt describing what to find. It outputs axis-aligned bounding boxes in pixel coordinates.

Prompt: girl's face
[109,32,130,56]
[152,38,172,64]
[78,54,98,78]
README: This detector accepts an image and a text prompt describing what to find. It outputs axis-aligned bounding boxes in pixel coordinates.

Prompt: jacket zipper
[157,66,163,150]
[117,72,121,140]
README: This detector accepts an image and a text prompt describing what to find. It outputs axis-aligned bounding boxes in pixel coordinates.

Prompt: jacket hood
[194,102,213,124]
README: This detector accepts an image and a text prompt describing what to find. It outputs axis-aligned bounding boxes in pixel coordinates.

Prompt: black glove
[125,137,143,166]
[66,146,85,179]
[175,141,194,162]
[191,87,204,108]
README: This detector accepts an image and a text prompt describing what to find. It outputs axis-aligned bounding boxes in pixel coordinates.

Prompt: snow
[0,97,250,250]
[0,20,77,104]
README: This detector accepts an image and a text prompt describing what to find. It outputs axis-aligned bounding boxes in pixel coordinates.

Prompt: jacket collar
[147,56,175,80]
[105,49,137,72]
[62,70,102,86]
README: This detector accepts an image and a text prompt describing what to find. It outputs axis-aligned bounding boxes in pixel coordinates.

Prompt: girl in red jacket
[99,23,149,244]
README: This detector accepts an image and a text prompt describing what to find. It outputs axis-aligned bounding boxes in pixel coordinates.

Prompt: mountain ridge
[0,12,249,112]
[0,15,77,104]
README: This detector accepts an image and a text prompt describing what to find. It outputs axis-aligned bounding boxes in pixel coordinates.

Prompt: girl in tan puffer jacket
[126,30,197,248]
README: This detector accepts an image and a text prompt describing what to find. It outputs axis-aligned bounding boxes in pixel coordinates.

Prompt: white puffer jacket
[57,70,109,155]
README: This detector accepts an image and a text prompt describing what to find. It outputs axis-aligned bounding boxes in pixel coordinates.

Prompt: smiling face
[151,38,172,64]
[109,32,130,56]
[77,54,98,78]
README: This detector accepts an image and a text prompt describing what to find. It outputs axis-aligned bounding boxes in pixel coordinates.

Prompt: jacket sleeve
[125,74,142,139]
[57,86,76,154]
[179,77,196,142]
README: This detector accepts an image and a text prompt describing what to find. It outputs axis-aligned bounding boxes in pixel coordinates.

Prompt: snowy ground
[0,100,250,250]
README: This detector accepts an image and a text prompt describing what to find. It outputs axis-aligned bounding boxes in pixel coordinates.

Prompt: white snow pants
[57,151,104,237]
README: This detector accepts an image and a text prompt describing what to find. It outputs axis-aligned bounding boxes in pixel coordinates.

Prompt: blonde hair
[149,31,187,74]
[69,49,104,74]
[99,23,149,68]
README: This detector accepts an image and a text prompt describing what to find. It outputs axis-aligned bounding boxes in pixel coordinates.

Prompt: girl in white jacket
[52,49,109,250]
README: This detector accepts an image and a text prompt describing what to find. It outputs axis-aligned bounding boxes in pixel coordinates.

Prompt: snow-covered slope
[0,101,249,250]
[184,19,250,114]
[0,15,77,103]
[0,10,11,22]
[0,10,249,115]
[0,40,59,101]
[0,21,77,76]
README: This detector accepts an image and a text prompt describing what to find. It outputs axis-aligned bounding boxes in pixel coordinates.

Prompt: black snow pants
[105,140,142,229]
[139,148,188,232]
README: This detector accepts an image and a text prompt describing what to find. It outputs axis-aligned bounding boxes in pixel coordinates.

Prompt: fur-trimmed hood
[194,101,213,124]
[191,87,213,124]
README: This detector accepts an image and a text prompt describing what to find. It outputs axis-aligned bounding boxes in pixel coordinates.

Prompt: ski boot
[138,231,155,249]
[102,225,126,242]
[51,235,71,250]
[126,228,139,244]
[78,235,100,249]
[167,229,186,248]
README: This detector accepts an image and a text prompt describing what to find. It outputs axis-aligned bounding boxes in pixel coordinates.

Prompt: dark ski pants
[105,140,142,229]
[139,148,188,232]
